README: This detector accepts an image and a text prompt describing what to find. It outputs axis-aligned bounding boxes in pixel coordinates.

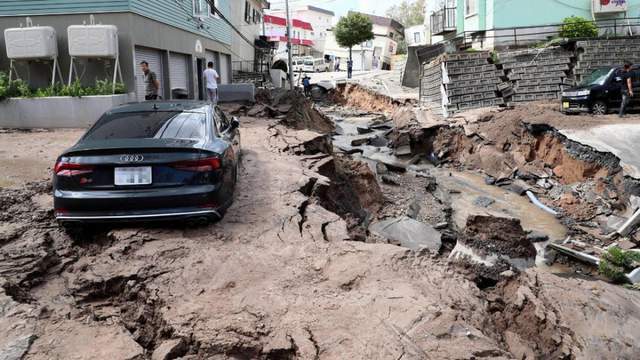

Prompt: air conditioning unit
[4,26,58,59]
[68,24,118,58]
[592,0,628,14]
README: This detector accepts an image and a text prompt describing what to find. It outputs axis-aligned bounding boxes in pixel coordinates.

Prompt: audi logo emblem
[120,154,144,163]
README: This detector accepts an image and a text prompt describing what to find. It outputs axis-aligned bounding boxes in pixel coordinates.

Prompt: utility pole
[285,0,294,90]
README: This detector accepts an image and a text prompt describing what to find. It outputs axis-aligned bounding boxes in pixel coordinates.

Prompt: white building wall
[405,25,427,46]
[230,0,265,63]
[268,6,334,54]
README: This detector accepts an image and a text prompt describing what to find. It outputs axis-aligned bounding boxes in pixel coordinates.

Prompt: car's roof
[108,101,211,114]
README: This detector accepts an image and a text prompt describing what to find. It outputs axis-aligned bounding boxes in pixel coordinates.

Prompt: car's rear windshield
[83,111,206,141]
[304,61,314,65]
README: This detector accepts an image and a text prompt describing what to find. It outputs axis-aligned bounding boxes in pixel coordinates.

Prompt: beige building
[229,0,270,71]
[324,12,404,71]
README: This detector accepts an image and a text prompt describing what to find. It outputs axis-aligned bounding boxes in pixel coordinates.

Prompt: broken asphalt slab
[559,124,640,179]
[369,216,442,251]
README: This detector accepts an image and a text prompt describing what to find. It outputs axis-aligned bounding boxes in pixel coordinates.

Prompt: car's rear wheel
[592,101,608,115]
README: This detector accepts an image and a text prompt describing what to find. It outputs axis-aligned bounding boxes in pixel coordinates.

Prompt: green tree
[386,0,426,27]
[559,16,598,39]
[334,12,375,69]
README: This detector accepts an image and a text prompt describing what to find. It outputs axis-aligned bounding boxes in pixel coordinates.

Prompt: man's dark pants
[620,91,630,117]
[145,94,159,101]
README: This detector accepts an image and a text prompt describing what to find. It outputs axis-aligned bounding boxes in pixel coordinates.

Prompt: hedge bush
[559,16,598,39]
[0,72,125,100]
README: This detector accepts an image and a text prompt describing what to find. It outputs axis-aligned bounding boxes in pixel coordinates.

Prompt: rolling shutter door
[135,46,164,101]
[219,53,231,84]
[169,52,189,97]
[205,50,221,79]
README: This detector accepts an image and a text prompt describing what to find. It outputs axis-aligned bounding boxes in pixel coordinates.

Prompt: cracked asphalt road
[2,113,640,359]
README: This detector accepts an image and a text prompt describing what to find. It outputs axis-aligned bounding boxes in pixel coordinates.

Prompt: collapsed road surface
[2,92,640,360]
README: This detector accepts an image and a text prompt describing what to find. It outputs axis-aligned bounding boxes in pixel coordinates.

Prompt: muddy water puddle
[434,169,567,242]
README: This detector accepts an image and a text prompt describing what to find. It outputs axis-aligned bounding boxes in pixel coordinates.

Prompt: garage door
[219,53,231,84]
[205,50,220,77]
[169,52,189,98]
[135,46,164,101]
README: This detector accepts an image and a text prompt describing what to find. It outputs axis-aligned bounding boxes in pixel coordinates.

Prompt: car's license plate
[114,167,152,186]
[562,102,570,109]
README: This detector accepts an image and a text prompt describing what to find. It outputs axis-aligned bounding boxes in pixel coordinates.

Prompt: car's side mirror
[615,76,623,82]
[230,117,240,130]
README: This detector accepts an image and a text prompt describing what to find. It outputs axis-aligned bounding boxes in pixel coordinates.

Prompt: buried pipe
[526,191,559,217]
[616,208,640,237]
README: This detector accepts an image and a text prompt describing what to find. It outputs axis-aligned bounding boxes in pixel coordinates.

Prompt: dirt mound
[331,83,403,115]
[461,216,536,259]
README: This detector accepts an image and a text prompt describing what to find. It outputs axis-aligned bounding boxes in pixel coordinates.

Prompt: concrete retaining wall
[0,93,133,129]
[218,84,255,103]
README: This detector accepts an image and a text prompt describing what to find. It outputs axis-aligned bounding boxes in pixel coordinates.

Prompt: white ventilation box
[4,26,58,59]
[67,25,118,58]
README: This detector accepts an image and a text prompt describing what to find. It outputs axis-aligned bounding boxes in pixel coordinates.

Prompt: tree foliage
[386,0,426,27]
[559,16,598,39]
[334,12,374,50]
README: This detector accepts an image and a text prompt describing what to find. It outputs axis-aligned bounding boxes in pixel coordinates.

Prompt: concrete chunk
[369,217,442,251]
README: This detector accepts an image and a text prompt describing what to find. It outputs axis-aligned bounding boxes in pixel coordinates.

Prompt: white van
[303,58,329,73]
[292,57,304,72]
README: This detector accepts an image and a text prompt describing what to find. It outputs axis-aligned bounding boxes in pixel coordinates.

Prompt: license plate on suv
[114,167,152,186]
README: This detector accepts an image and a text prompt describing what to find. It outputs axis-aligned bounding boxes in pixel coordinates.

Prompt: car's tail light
[171,157,221,172]
[54,161,94,177]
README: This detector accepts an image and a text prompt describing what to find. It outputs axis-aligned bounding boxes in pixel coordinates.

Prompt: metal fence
[452,16,640,49]
[431,7,456,36]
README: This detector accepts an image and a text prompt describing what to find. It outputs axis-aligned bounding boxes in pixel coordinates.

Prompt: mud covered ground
[2,93,640,359]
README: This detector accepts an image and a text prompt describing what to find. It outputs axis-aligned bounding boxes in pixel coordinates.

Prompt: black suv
[561,66,639,115]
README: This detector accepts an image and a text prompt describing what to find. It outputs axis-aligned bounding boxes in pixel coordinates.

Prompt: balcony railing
[431,7,456,35]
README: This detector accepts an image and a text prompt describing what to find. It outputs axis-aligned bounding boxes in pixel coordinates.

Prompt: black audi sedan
[561,65,639,115]
[53,101,240,227]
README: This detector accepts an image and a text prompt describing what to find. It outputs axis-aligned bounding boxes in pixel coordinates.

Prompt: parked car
[561,65,639,115]
[303,58,330,73]
[53,101,240,228]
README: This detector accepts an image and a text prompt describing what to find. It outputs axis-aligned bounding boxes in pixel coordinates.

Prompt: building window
[244,1,251,23]
[365,40,373,48]
[209,0,219,18]
[414,32,421,43]
[193,0,207,17]
[465,0,477,16]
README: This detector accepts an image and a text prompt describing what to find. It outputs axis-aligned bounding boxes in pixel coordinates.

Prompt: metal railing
[451,16,640,49]
[431,7,456,35]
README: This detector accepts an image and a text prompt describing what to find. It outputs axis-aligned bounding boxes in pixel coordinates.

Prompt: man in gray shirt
[140,61,160,100]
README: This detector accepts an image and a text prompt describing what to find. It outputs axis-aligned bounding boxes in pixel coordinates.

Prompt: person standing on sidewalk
[204,61,220,104]
[140,61,160,100]
[620,62,634,118]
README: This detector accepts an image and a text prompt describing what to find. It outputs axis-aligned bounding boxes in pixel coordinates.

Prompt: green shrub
[599,247,640,283]
[0,72,126,99]
[559,16,598,39]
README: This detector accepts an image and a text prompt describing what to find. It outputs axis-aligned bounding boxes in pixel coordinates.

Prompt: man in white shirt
[203,62,220,104]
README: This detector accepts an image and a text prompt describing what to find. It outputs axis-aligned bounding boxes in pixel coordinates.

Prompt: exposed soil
[460,215,536,259]
[1,90,640,359]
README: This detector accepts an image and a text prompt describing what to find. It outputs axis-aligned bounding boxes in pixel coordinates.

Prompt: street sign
[592,0,628,14]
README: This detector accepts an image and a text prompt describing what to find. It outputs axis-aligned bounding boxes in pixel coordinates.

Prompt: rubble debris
[450,215,537,270]
[152,338,187,360]
[473,196,495,208]
[380,174,400,186]
[369,217,442,251]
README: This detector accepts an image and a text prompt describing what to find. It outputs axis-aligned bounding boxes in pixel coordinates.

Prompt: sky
[267,0,406,18]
